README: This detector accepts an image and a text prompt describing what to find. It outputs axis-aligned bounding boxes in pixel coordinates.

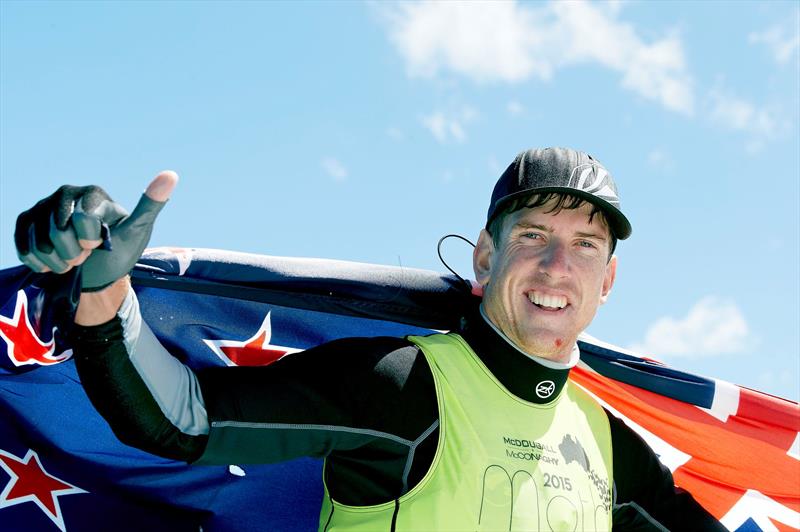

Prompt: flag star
[0,448,86,532]
[0,290,71,367]
[203,311,301,367]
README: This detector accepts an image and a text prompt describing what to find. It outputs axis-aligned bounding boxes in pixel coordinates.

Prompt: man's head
[473,147,632,363]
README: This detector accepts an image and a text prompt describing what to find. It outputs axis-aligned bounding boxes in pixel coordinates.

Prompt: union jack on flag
[0,248,797,531]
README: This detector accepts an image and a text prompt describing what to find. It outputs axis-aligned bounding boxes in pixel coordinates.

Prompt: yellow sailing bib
[320,333,613,531]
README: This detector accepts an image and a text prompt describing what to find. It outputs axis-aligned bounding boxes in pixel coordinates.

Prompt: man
[15,147,725,530]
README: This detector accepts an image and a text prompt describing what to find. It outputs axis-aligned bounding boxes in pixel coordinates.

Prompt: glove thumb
[143,170,178,203]
[81,171,179,290]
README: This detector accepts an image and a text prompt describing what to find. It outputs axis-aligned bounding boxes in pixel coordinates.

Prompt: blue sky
[1,1,798,400]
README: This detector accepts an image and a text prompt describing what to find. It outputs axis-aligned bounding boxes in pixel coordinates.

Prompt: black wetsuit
[71,295,725,531]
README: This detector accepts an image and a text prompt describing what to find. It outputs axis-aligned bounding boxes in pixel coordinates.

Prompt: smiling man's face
[473,197,617,362]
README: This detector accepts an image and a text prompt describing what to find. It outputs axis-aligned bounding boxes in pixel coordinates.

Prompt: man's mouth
[527,291,568,311]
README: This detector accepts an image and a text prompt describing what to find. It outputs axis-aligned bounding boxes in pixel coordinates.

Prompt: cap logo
[535,380,555,399]
[569,164,619,205]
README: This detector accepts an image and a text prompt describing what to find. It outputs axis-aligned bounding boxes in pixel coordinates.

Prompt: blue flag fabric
[1,248,798,531]
[0,248,454,532]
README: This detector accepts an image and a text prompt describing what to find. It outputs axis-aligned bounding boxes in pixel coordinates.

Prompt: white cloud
[646,148,676,173]
[744,139,766,156]
[629,297,751,358]
[381,0,693,114]
[488,155,503,176]
[647,149,668,166]
[507,100,525,116]
[605,0,625,15]
[421,112,449,142]
[321,157,348,182]
[421,106,477,143]
[386,127,405,141]
[749,16,800,65]
[707,89,783,138]
[383,1,541,82]
[766,236,784,251]
[757,369,797,390]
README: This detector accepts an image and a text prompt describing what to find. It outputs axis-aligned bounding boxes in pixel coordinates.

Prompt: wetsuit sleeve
[193,334,428,466]
[608,412,728,531]
[71,287,427,468]
[73,287,209,461]
[71,290,209,461]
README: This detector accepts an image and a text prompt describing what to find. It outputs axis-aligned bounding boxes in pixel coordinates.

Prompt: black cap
[486,147,632,240]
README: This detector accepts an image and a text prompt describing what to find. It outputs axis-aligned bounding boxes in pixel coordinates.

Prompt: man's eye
[578,240,596,248]
[522,232,542,240]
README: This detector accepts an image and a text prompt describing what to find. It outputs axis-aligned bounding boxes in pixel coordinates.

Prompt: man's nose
[538,241,570,278]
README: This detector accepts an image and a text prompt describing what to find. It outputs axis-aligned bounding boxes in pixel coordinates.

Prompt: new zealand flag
[0,248,797,531]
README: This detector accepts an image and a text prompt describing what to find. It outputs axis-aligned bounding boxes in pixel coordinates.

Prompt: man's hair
[486,192,618,260]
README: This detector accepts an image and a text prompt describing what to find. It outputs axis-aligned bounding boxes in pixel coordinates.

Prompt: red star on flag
[0,448,86,532]
[203,311,301,366]
[0,290,71,367]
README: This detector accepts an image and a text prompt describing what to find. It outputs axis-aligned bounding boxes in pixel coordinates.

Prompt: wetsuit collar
[458,304,574,404]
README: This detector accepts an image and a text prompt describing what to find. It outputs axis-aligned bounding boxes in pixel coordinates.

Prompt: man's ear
[599,255,617,305]
[473,229,494,287]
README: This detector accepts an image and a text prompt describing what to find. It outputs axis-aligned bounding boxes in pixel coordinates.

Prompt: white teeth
[528,291,567,309]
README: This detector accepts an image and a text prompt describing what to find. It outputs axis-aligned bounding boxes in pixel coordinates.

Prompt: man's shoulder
[604,409,647,450]
[310,335,420,359]
[295,335,427,379]
[326,335,436,393]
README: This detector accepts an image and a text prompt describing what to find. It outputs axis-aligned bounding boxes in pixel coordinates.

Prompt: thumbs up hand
[14,171,179,290]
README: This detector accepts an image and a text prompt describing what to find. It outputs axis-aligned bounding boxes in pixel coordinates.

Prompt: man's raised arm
[13,173,213,461]
[13,175,399,468]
